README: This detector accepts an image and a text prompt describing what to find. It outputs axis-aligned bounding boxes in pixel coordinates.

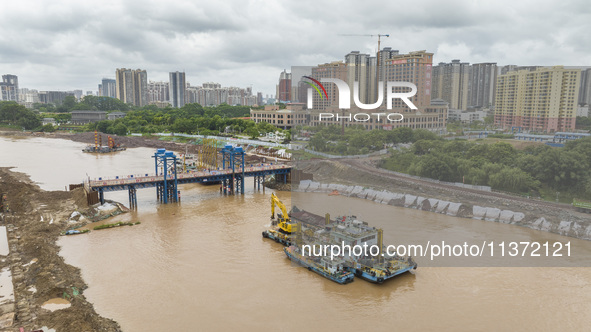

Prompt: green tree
[41,123,56,132]
[62,96,77,110]
[410,154,454,181]
[113,123,128,136]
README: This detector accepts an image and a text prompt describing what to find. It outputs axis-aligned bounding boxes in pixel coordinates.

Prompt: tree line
[304,125,439,155]
[0,101,42,130]
[85,103,283,139]
[2,99,284,139]
[379,136,591,200]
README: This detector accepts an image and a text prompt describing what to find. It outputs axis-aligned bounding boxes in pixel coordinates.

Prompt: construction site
[82,131,126,153]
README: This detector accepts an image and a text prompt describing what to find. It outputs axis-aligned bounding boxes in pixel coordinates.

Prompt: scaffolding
[197,138,219,170]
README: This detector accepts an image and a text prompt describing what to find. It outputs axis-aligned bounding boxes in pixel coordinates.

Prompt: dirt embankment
[295,158,591,240]
[0,167,121,331]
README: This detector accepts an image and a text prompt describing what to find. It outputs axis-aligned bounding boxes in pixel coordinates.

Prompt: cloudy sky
[1,0,590,96]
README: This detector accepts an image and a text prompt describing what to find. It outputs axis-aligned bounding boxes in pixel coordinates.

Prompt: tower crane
[338,34,390,134]
[338,34,390,77]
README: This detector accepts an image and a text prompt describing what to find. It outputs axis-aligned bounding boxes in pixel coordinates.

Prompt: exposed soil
[0,167,121,331]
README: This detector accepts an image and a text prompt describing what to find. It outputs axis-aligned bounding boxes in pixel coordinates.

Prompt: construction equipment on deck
[83,130,126,153]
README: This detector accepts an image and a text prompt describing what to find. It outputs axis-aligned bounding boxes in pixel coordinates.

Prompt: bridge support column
[128,186,137,210]
[99,190,105,205]
[156,183,163,203]
[235,175,244,195]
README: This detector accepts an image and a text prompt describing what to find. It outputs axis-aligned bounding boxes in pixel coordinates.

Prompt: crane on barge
[270,193,294,233]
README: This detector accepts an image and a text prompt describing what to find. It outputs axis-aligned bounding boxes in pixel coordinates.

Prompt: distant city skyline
[1,0,590,95]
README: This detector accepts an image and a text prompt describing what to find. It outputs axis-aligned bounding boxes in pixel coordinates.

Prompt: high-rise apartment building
[38,91,74,105]
[148,81,169,104]
[431,60,471,110]
[469,63,497,108]
[184,82,256,107]
[344,51,377,106]
[382,50,434,110]
[309,61,348,110]
[115,68,133,104]
[169,71,186,108]
[99,78,116,98]
[290,66,313,103]
[115,68,148,107]
[577,68,591,106]
[133,70,148,107]
[303,49,447,132]
[495,66,580,132]
[0,74,19,102]
[277,70,292,102]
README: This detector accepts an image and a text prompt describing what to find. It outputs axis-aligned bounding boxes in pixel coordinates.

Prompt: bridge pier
[166,182,178,203]
[156,183,162,201]
[99,190,104,205]
[254,175,264,191]
[128,186,137,210]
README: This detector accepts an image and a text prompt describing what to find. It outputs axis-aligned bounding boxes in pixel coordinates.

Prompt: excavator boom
[270,193,293,233]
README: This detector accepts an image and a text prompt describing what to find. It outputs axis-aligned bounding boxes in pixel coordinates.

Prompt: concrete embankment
[296,180,591,241]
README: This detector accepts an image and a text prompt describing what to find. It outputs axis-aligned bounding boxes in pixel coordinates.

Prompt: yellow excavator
[271,193,294,233]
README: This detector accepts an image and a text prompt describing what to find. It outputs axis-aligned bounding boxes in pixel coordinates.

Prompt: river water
[1,135,590,331]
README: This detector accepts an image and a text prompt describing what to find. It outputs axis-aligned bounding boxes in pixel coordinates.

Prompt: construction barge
[263,194,417,284]
[82,130,126,153]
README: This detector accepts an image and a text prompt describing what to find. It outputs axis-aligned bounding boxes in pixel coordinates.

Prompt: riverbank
[295,159,591,241]
[0,130,279,167]
[0,167,121,331]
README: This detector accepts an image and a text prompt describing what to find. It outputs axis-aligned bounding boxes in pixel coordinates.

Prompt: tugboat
[284,246,354,284]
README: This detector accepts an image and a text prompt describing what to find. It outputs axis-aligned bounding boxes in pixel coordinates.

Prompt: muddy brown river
[1,136,590,331]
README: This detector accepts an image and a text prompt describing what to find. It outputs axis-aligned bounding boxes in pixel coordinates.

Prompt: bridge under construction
[85,146,291,209]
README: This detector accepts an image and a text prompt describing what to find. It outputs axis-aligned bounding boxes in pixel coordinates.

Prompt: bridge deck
[88,164,291,192]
